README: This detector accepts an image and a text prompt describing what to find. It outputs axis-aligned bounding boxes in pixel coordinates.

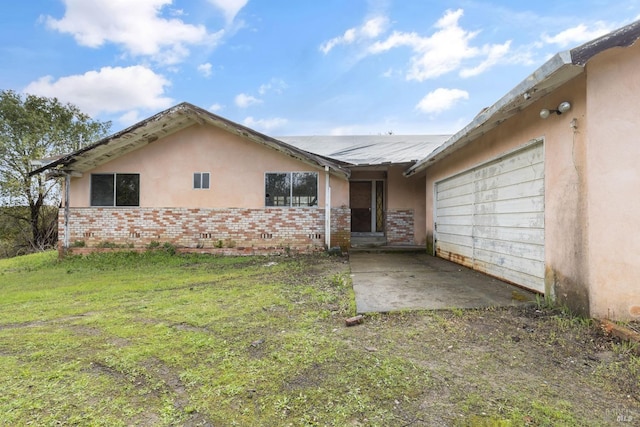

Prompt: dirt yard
[312,256,640,426]
[1,251,638,426]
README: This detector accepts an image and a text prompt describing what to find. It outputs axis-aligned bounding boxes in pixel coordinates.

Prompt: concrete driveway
[349,251,536,313]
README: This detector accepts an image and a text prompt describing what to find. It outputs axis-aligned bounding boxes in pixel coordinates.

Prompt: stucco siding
[67,124,349,209]
[585,41,640,320]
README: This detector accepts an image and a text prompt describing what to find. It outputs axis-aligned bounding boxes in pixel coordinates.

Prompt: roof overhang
[405,19,640,177]
[30,103,350,179]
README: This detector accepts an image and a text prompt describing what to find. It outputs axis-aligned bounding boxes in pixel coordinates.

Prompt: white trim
[193,172,211,189]
[324,166,331,249]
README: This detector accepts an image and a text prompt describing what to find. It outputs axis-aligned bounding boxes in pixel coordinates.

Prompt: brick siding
[386,209,414,245]
[59,207,350,256]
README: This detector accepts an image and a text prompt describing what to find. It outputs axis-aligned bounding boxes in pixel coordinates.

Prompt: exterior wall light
[540,101,571,119]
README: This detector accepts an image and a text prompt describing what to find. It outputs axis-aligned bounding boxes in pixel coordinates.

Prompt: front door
[350,180,384,233]
[350,181,372,232]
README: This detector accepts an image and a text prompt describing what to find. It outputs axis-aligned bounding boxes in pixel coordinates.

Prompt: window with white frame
[90,173,140,206]
[265,172,318,207]
[193,172,210,189]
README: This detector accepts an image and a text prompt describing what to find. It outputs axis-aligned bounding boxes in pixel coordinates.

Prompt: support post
[64,173,70,251]
[324,166,331,249]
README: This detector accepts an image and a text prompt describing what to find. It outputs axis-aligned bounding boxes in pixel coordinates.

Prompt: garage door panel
[437,232,474,248]
[435,142,545,294]
[473,225,544,246]
[474,212,544,228]
[436,184,474,203]
[476,147,543,179]
[437,224,473,236]
[438,214,475,226]
[474,248,544,279]
[436,244,474,268]
[436,172,475,192]
[475,180,544,203]
[473,238,544,262]
[474,196,544,215]
[476,162,544,188]
[436,192,474,209]
[473,260,545,293]
[437,204,474,217]
[476,160,544,185]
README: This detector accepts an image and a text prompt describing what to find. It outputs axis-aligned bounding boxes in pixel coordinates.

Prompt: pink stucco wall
[385,165,425,245]
[584,41,640,320]
[67,124,349,209]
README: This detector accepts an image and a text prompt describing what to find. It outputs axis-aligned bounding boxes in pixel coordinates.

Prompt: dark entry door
[350,181,372,232]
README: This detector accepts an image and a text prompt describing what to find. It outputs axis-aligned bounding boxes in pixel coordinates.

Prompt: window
[90,173,140,206]
[265,172,318,207]
[193,172,210,189]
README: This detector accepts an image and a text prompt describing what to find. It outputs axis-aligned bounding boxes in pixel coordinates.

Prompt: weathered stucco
[387,165,427,245]
[584,41,640,320]
[68,124,349,209]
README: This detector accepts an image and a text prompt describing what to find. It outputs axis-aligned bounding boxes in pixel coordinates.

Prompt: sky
[2,1,640,137]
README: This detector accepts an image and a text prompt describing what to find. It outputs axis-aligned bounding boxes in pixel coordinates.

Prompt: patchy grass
[0,251,639,426]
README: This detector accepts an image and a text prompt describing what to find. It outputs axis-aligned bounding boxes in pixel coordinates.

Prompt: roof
[29,102,350,179]
[405,19,640,177]
[277,135,451,166]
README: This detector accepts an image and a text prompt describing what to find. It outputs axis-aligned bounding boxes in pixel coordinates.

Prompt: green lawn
[0,250,638,426]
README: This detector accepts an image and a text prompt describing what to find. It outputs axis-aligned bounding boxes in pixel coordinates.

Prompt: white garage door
[434,142,545,293]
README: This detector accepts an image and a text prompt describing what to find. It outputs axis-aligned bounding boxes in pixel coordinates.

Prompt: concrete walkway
[349,251,536,313]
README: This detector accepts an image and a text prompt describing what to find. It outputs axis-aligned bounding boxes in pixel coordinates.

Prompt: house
[29,104,446,257]
[277,135,449,247]
[403,20,640,321]
[31,19,640,321]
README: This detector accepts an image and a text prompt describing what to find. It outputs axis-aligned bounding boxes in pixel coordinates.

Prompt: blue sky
[2,1,639,136]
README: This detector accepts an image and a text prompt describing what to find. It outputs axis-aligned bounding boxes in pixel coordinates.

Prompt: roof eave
[29,103,350,180]
[404,51,579,177]
[404,19,640,177]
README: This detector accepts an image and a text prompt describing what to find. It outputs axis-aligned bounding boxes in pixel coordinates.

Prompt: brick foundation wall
[386,209,414,245]
[59,207,350,256]
[330,207,350,251]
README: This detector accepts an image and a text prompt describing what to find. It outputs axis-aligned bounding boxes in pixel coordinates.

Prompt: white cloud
[542,22,613,48]
[234,93,262,108]
[208,103,223,112]
[207,0,248,23]
[367,9,511,81]
[416,88,469,114]
[198,63,213,77]
[117,110,143,126]
[460,41,511,78]
[258,78,287,95]
[45,0,223,65]
[23,65,173,117]
[243,116,287,132]
[320,15,388,54]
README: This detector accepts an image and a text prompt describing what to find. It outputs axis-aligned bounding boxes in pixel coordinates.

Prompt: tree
[0,90,111,254]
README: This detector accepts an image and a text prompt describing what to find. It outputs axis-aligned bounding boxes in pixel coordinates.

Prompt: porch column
[324,166,331,249]
[64,172,70,250]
